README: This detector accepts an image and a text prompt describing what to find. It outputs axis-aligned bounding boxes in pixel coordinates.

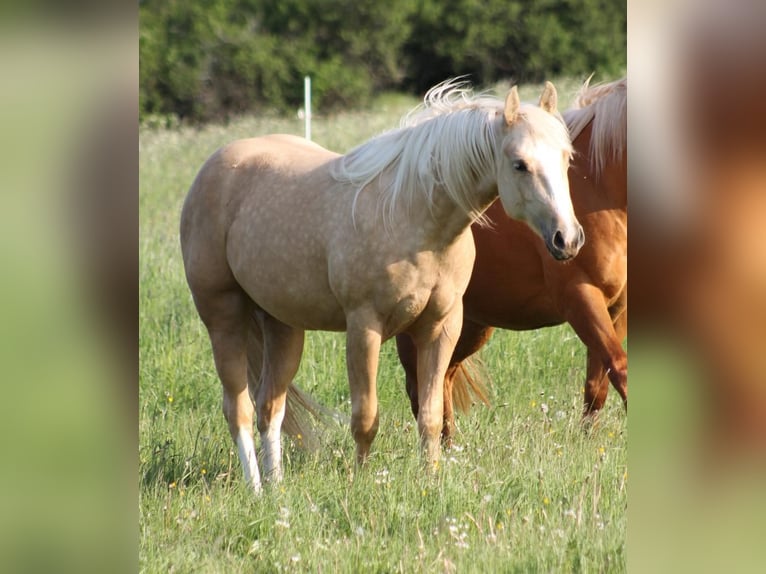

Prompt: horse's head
[495,83,583,261]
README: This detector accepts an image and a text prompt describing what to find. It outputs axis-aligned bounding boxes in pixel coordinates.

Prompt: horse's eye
[513,160,528,172]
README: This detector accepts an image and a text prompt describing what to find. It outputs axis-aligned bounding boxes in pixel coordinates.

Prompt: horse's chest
[328,228,474,335]
[335,254,464,338]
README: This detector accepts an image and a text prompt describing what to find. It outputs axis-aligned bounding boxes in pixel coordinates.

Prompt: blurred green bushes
[139,0,625,122]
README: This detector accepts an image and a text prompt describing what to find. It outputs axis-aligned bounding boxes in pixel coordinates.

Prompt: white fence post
[304,76,312,141]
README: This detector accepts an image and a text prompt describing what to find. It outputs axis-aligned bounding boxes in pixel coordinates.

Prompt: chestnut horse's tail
[246,312,347,452]
[450,357,491,414]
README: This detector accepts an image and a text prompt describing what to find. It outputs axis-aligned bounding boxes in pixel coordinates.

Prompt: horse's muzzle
[547,224,585,261]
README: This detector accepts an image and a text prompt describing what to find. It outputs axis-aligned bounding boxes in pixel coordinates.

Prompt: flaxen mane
[332,79,571,229]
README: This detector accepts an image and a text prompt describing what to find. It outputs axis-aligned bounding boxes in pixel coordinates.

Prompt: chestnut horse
[180,80,582,492]
[396,78,627,443]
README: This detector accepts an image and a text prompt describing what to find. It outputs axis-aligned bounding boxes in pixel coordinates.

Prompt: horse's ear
[504,86,520,125]
[539,81,558,114]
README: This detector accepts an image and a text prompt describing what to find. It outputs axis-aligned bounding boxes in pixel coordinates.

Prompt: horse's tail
[246,312,346,452]
[450,356,491,414]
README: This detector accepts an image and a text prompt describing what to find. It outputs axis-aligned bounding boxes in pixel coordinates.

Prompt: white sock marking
[236,428,262,493]
[261,401,286,482]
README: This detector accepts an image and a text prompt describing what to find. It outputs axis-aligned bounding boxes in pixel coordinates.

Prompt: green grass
[139,82,626,573]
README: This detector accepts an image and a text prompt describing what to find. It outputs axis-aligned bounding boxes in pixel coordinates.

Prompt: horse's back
[182,134,337,235]
[204,135,335,183]
[180,134,352,330]
[222,134,332,161]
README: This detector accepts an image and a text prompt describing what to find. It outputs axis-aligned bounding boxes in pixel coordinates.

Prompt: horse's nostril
[553,230,565,250]
[577,226,585,247]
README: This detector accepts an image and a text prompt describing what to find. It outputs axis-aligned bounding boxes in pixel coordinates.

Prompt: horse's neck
[573,125,627,212]
[605,155,628,211]
[414,179,498,247]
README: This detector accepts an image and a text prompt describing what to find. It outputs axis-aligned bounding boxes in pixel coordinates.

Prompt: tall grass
[139,79,626,572]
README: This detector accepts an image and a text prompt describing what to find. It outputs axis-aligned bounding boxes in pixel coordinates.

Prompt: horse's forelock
[518,106,574,156]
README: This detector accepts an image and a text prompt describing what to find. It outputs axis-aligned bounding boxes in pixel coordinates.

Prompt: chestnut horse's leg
[441,320,495,444]
[563,284,627,415]
[255,312,305,483]
[196,288,262,492]
[583,349,610,412]
[441,363,460,446]
[610,301,628,405]
[345,311,382,465]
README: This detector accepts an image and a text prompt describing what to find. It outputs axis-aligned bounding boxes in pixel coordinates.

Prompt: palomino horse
[180,80,583,492]
[397,78,627,443]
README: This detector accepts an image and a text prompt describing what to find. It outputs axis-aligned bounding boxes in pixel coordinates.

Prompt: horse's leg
[563,284,627,415]
[399,320,494,445]
[584,291,628,412]
[610,302,628,406]
[583,348,610,413]
[346,312,382,464]
[441,320,495,445]
[413,305,464,465]
[397,333,458,443]
[255,312,305,483]
[395,333,420,420]
[441,363,459,445]
[196,288,261,492]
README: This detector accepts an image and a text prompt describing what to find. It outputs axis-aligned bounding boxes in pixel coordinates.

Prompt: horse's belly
[465,292,562,330]
[462,247,561,329]
[227,236,347,330]
[241,276,347,331]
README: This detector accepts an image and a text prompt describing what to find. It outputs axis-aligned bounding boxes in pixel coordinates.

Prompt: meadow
[139,79,627,572]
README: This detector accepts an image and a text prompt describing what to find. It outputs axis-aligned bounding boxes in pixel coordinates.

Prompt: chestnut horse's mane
[563,77,627,176]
